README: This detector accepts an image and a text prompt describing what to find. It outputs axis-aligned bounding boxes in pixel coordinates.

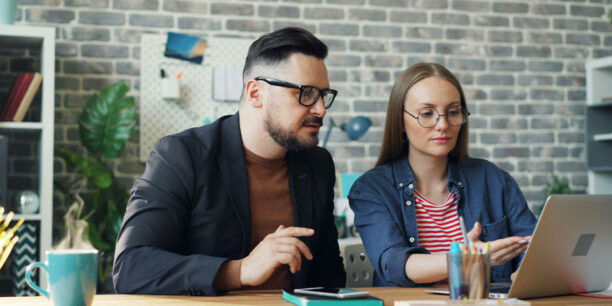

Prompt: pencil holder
[162,78,180,100]
[447,253,491,300]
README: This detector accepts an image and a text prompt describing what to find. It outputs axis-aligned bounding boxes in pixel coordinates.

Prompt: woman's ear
[245,79,262,108]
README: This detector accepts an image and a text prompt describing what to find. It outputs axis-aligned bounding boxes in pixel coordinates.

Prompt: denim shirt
[348,157,537,287]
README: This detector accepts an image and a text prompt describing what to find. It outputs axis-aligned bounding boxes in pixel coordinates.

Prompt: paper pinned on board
[213,66,242,102]
[164,32,207,64]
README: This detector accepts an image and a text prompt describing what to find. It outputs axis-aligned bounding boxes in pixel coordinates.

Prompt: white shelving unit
[0,25,55,288]
[585,57,612,194]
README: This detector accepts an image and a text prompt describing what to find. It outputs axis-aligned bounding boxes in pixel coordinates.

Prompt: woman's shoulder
[458,157,510,179]
[460,156,498,168]
[349,163,396,197]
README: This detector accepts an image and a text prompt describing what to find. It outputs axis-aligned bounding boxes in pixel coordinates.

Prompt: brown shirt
[244,147,294,290]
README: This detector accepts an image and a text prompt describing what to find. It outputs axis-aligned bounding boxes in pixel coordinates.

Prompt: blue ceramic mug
[25,250,98,306]
[0,0,18,25]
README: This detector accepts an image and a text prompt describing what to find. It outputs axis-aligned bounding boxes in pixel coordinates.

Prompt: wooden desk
[0,287,608,305]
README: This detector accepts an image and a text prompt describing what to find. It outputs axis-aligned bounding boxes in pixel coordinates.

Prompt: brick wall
[10,0,612,211]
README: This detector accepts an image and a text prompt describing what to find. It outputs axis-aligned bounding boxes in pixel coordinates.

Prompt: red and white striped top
[414,190,464,253]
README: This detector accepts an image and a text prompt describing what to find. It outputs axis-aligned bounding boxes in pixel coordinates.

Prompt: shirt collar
[391,157,415,190]
[447,158,464,190]
[391,156,465,191]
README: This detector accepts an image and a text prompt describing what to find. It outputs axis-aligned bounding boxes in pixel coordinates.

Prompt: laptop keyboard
[489,284,512,294]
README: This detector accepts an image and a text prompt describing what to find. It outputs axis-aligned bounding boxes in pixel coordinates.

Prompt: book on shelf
[0,73,25,120]
[12,72,42,122]
[0,75,20,114]
[282,290,383,306]
[0,72,34,121]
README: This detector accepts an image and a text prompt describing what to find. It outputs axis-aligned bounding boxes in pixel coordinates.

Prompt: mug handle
[25,262,50,298]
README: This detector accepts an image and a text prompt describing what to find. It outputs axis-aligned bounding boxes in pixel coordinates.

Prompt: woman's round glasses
[403,106,469,128]
[255,77,337,109]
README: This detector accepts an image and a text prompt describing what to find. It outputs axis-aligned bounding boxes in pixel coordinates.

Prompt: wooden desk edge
[0,287,609,305]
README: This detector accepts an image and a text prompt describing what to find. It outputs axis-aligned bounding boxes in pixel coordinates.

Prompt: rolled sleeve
[503,172,537,238]
[349,180,430,287]
[380,245,430,287]
[502,172,537,273]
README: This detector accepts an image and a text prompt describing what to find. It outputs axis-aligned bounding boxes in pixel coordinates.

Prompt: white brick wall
[8,0,612,206]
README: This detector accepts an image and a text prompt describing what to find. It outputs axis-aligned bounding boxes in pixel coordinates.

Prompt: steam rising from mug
[54,195,94,250]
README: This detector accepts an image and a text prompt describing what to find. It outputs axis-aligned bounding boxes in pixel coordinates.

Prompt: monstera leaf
[55,146,112,189]
[79,82,137,158]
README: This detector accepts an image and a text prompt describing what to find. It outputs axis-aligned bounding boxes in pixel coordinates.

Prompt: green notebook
[282,290,383,306]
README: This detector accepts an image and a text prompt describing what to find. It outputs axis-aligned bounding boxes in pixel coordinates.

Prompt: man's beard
[264,113,323,151]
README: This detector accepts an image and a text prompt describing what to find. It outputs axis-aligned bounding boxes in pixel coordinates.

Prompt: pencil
[459,216,469,245]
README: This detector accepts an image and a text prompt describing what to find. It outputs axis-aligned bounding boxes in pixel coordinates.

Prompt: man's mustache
[302,116,323,126]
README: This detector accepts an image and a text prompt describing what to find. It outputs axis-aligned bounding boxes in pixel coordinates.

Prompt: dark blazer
[113,113,346,296]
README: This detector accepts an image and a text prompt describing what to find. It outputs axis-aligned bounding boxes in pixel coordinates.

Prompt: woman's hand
[467,222,531,266]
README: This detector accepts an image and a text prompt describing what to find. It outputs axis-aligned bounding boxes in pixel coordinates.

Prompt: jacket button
[408,183,414,189]
[458,182,463,186]
[409,237,415,243]
[399,183,404,188]
[405,200,412,206]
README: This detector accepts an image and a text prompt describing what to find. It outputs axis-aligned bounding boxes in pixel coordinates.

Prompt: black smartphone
[293,287,369,299]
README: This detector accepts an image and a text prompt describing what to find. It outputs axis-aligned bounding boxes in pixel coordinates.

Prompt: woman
[348,63,536,287]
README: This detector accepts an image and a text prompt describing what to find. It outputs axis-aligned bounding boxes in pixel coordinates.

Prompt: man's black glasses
[255,77,337,109]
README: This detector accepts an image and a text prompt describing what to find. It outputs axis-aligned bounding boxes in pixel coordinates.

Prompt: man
[113,27,346,296]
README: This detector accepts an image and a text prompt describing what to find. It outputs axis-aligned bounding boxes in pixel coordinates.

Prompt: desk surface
[0,287,608,305]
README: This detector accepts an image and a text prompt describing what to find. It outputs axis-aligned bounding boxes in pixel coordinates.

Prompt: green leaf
[55,146,112,188]
[79,82,137,158]
[87,223,112,251]
[103,198,123,247]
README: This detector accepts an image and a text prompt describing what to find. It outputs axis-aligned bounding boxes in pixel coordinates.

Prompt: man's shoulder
[155,125,213,154]
[153,114,234,156]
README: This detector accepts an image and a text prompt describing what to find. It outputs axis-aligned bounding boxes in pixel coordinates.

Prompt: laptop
[489,194,612,299]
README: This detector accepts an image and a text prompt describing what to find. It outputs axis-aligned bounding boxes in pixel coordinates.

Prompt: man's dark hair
[242,27,328,79]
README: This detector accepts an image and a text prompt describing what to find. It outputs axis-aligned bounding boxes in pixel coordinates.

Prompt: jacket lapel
[286,151,314,239]
[287,151,314,288]
[217,113,252,256]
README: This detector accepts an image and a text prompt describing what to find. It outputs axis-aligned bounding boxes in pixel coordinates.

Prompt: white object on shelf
[593,133,612,141]
[0,25,54,288]
[14,190,40,214]
[334,198,355,227]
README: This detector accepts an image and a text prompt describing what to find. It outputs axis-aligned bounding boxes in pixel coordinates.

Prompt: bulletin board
[139,34,252,162]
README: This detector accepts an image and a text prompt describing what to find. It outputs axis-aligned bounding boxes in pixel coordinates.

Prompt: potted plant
[535,174,572,217]
[54,82,136,292]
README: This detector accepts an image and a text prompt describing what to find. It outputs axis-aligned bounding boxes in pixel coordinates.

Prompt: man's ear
[245,79,263,109]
